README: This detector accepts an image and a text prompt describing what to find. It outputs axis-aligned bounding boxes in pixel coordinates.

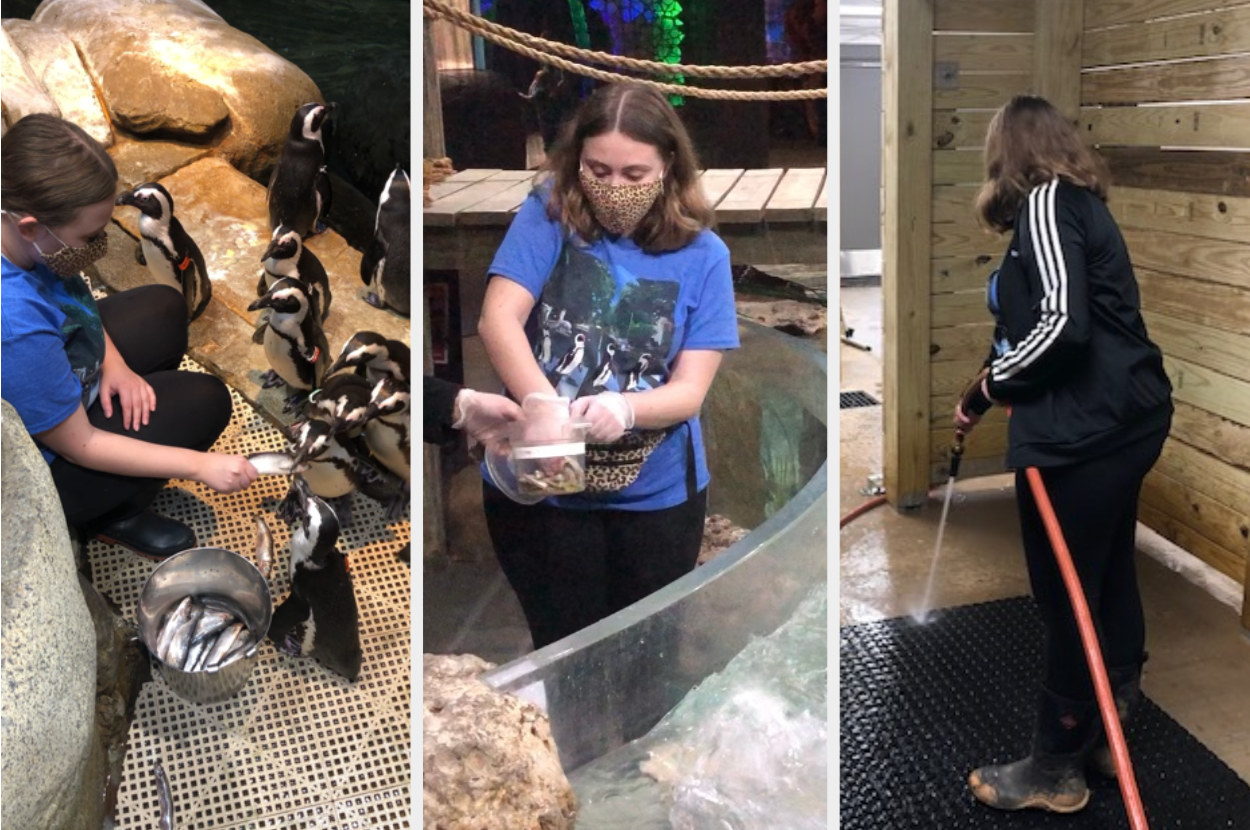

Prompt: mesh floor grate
[840,596,1250,829]
[93,360,410,830]
[841,390,879,409]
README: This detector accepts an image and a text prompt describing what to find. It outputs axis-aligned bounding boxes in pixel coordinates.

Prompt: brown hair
[975,95,1109,233]
[539,82,715,252]
[1,113,118,228]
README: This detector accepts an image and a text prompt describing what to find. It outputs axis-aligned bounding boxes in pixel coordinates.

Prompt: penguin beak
[115,192,136,207]
[259,238,284,262]
[247,295,273,312]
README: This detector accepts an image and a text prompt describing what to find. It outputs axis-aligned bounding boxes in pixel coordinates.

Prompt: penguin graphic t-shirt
[487,185,740,511]
[1,258,106,463]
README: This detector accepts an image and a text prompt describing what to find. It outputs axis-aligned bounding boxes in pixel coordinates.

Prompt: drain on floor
[841,390,879,409]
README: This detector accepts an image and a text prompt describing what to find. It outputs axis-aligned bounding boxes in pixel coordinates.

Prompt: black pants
[483,483,709,650]
[49,285,232,530]
[1017,420,1169,701]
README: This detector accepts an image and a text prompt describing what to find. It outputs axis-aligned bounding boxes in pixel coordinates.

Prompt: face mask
[35,226,109,277]
[579,167,664,237]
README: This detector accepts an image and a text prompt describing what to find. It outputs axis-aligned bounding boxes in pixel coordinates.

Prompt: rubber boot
[969,688,1099,813]
[1087,663,1143,779]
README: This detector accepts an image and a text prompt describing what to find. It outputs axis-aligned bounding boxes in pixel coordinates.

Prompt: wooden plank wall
[925,0,1037,483]
[1081,1,1250,621]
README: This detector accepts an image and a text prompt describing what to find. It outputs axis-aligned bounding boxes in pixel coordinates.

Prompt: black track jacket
[982,178,1172,468]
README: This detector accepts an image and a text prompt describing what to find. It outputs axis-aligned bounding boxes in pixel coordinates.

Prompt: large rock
[424,654,577,830]
[3,19,112,146]
[0,24,61,132]
[1,401,101,830]
[104,156,409,428]
[33,0,322,178]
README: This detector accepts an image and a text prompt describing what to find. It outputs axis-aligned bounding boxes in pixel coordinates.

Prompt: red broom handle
[1025,466,1150,830]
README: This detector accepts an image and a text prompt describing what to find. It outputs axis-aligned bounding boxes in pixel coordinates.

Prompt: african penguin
[307,371,374,437]
[576,341,616,398]
[360,165,411,317]
[626,352,653,392]
[247,277,331,413]
[325,331,411,387]
[547,331,586,389]
[267,102,335,237]
[115,182,212,321]
[363,376,411,521]
[268,476,362,682]
[259,224,332,322]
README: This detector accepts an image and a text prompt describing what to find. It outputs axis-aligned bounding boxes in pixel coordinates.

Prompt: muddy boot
[969,688,1099,813]
[1087,662,1144,779]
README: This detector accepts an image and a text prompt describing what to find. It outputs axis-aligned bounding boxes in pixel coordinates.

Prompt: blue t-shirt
[1,256,105,463]
[485,186,740,511]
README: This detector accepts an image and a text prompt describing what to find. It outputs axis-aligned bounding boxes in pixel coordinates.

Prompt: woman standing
[478,83,739,650]
[2,114,257,560]
[957,95,1173,813]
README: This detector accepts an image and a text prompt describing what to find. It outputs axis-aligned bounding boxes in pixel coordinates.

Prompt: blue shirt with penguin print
[486,184,740,511]
[2,256,106,464]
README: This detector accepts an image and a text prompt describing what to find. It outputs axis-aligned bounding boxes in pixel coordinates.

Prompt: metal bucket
[136,547,273,704]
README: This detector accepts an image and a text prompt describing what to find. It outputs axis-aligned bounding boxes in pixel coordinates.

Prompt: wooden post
[423,17,447,560]
[1033,0,1084,119]
[882,0,934,508]
[1243,550,1250,630]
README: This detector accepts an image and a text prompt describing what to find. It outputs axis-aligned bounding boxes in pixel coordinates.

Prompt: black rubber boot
[969,688,1099,813]
[1088,662,1144,779]
[93,510,197,560]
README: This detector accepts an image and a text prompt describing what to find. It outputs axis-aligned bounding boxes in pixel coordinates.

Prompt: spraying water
[911,432,965,624]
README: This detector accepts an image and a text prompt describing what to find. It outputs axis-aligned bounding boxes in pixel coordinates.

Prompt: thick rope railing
[422,0,828,101]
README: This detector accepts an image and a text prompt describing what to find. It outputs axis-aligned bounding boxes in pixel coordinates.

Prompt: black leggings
[49,285,233,530]
[483,483,709,649]
[1017,421,1169,701]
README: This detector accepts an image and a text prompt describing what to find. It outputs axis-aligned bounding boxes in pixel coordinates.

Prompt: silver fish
[247,451,305,476]
[219,632,256,669]
[182,636,209,673]
[154,760,174,830]
[254,515,273,579]
[190,608,236,644]
[205,622,246,670]
[154,597,194,662]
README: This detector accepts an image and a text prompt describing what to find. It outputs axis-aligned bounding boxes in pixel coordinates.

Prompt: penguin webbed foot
[363,291,385,310]
[260,369,285,389]
[312,220,328,236]
[281,391,310,414]
[395,542,410,565]
[384,487,410,522]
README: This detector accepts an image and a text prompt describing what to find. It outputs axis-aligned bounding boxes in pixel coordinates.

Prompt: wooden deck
[424,167,828,335]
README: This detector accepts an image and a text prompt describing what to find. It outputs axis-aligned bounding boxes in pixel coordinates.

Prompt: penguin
[576,341,616,399]
[626,352,653,392]
[115,182,212,321]
[361,165,411,317]
[547,332,586,389]
[247,277,331,413]
[268,476,362,682]
[267,102,335,237]
[258,225,332,321]
[325,331,411,387]
[363,375,411,520]
[307,371,375,437]
[288,418,357,502]
[536,328,552,364]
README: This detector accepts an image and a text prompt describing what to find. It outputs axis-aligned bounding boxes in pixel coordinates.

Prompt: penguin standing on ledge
[268,102,334,238]
[259,225,332,322]
[361,165,410,316]
[115,182,212,321]
[248,277,330,413]
[268,476,362,682]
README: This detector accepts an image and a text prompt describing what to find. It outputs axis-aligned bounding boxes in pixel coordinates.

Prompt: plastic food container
[513,426,587,498]
[136,547,273,704]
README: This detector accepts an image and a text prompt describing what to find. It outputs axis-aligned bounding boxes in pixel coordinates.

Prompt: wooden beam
[934,33,1033,73]
[423,19,445,159]
[934,0,1033,32]
[1086,0,1245,31]
[1033,0,1084,119]
[1103,148,1250,198]
[1082,55,1250,106]
[883,0,934,506]
[1111,186,1250,247]
[1083,102,1250,150]
[1083,6,1250,67]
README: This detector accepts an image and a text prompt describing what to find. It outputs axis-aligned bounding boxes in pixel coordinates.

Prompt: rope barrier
[422,0,828,102]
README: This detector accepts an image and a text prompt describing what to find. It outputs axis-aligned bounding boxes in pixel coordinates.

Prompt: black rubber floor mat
[842,390,880,409]
[840,596,1250,829]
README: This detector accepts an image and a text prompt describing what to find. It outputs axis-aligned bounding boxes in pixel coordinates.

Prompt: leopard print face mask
[579,167,664,237]
[36,228,109,277]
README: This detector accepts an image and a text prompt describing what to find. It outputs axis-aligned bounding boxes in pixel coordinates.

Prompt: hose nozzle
[949,429,966,479]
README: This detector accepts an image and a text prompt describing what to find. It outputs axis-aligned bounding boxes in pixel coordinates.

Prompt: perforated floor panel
[90,362,410,830]
[840,596,1250,829]
[840,390,879,409]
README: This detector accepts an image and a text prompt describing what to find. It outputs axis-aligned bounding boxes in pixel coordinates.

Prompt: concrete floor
[839,283,1250,782]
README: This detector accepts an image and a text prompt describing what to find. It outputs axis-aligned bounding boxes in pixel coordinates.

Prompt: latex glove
[570,391,635,443]
[954,367,993,432]
[454,389,523,448]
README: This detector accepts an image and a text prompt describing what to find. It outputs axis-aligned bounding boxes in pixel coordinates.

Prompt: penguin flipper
[360,237,385,286]
[269,593,312,651]
[133,243,147,267]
